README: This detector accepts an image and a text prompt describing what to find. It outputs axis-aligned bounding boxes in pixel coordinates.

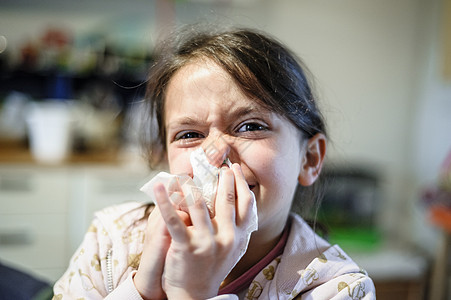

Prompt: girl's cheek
[168,150,193,175]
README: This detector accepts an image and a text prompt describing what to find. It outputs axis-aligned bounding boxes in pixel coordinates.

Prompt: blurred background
[0,0,450,299]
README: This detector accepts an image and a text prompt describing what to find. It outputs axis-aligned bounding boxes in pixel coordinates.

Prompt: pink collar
[218,223,290,295]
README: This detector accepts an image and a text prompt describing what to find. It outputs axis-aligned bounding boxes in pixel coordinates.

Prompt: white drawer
[0,167,69,214]
[0,213,68,273]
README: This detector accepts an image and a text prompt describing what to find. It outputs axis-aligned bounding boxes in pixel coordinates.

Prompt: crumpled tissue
[140,147,258,262]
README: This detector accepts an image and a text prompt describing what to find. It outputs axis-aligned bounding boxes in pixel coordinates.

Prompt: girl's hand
[155,163,256,300]
[133,202,190,300]
[133,206,170,300]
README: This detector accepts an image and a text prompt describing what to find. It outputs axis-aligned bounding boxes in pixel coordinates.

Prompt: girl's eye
[174,131,203,141]
[237,122,267,132]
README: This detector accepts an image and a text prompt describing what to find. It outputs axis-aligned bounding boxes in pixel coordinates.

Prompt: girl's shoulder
[95,201,149,219]
[93,201,152,239]
[284,214,376,298]
[288,213,331,251]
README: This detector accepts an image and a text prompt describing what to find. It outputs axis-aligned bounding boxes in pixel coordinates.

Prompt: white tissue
[140,148,222,216]
[139,148,258,264]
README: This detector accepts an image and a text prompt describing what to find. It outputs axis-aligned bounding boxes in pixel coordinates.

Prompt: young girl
[53,26,375,299]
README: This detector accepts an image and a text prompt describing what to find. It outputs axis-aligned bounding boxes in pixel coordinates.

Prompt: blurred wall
[241,0,425,240]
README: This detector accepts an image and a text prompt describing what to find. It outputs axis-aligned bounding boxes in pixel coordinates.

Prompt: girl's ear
[298,133,327,186]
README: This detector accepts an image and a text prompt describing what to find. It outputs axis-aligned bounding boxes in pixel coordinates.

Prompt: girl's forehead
[165,59,251,106]
[163,62,274,126]
[173,58,233,85]
[162,57,285,129]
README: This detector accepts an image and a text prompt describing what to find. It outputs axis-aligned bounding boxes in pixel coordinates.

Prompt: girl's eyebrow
[229,106,256,119]
[166,116,204,131]
[228,105,271,121]
[166,105,270,130]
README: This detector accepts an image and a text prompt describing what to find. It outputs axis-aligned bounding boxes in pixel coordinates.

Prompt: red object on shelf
[430,205,451,233]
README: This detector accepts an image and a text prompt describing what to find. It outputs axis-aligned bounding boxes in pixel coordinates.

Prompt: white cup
[26,101,73,164]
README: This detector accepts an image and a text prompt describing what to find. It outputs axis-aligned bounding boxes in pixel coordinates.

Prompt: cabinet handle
[0,176,33,192]
[0,229,32,246]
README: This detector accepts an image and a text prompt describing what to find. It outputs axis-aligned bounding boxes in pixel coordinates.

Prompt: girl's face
[164,59,306,241]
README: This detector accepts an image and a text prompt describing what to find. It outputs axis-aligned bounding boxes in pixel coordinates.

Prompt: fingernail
[232,163,242,174]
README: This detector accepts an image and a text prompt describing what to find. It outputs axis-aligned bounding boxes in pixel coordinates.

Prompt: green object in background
[328,227,382,252]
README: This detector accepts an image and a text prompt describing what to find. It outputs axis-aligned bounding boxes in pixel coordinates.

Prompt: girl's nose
[203,135,231,168]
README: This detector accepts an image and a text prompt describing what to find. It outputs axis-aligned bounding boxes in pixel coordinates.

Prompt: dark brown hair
[142,25,327,217]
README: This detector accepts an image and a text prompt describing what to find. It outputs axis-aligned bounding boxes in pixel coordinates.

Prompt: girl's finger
[167,176,181,195]
[214,166,236,229]
[231,163,255,227]
[153,183,189,243]
[181,179,213,232]
[169,176,194,214]
[167,176,183,207]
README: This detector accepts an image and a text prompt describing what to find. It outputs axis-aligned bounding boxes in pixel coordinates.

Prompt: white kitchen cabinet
[0,163,157,284]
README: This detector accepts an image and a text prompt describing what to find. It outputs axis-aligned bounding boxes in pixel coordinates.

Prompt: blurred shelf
[0,140,120,165]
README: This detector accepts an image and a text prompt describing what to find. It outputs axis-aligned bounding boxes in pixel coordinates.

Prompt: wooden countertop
[0,140,120,165]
